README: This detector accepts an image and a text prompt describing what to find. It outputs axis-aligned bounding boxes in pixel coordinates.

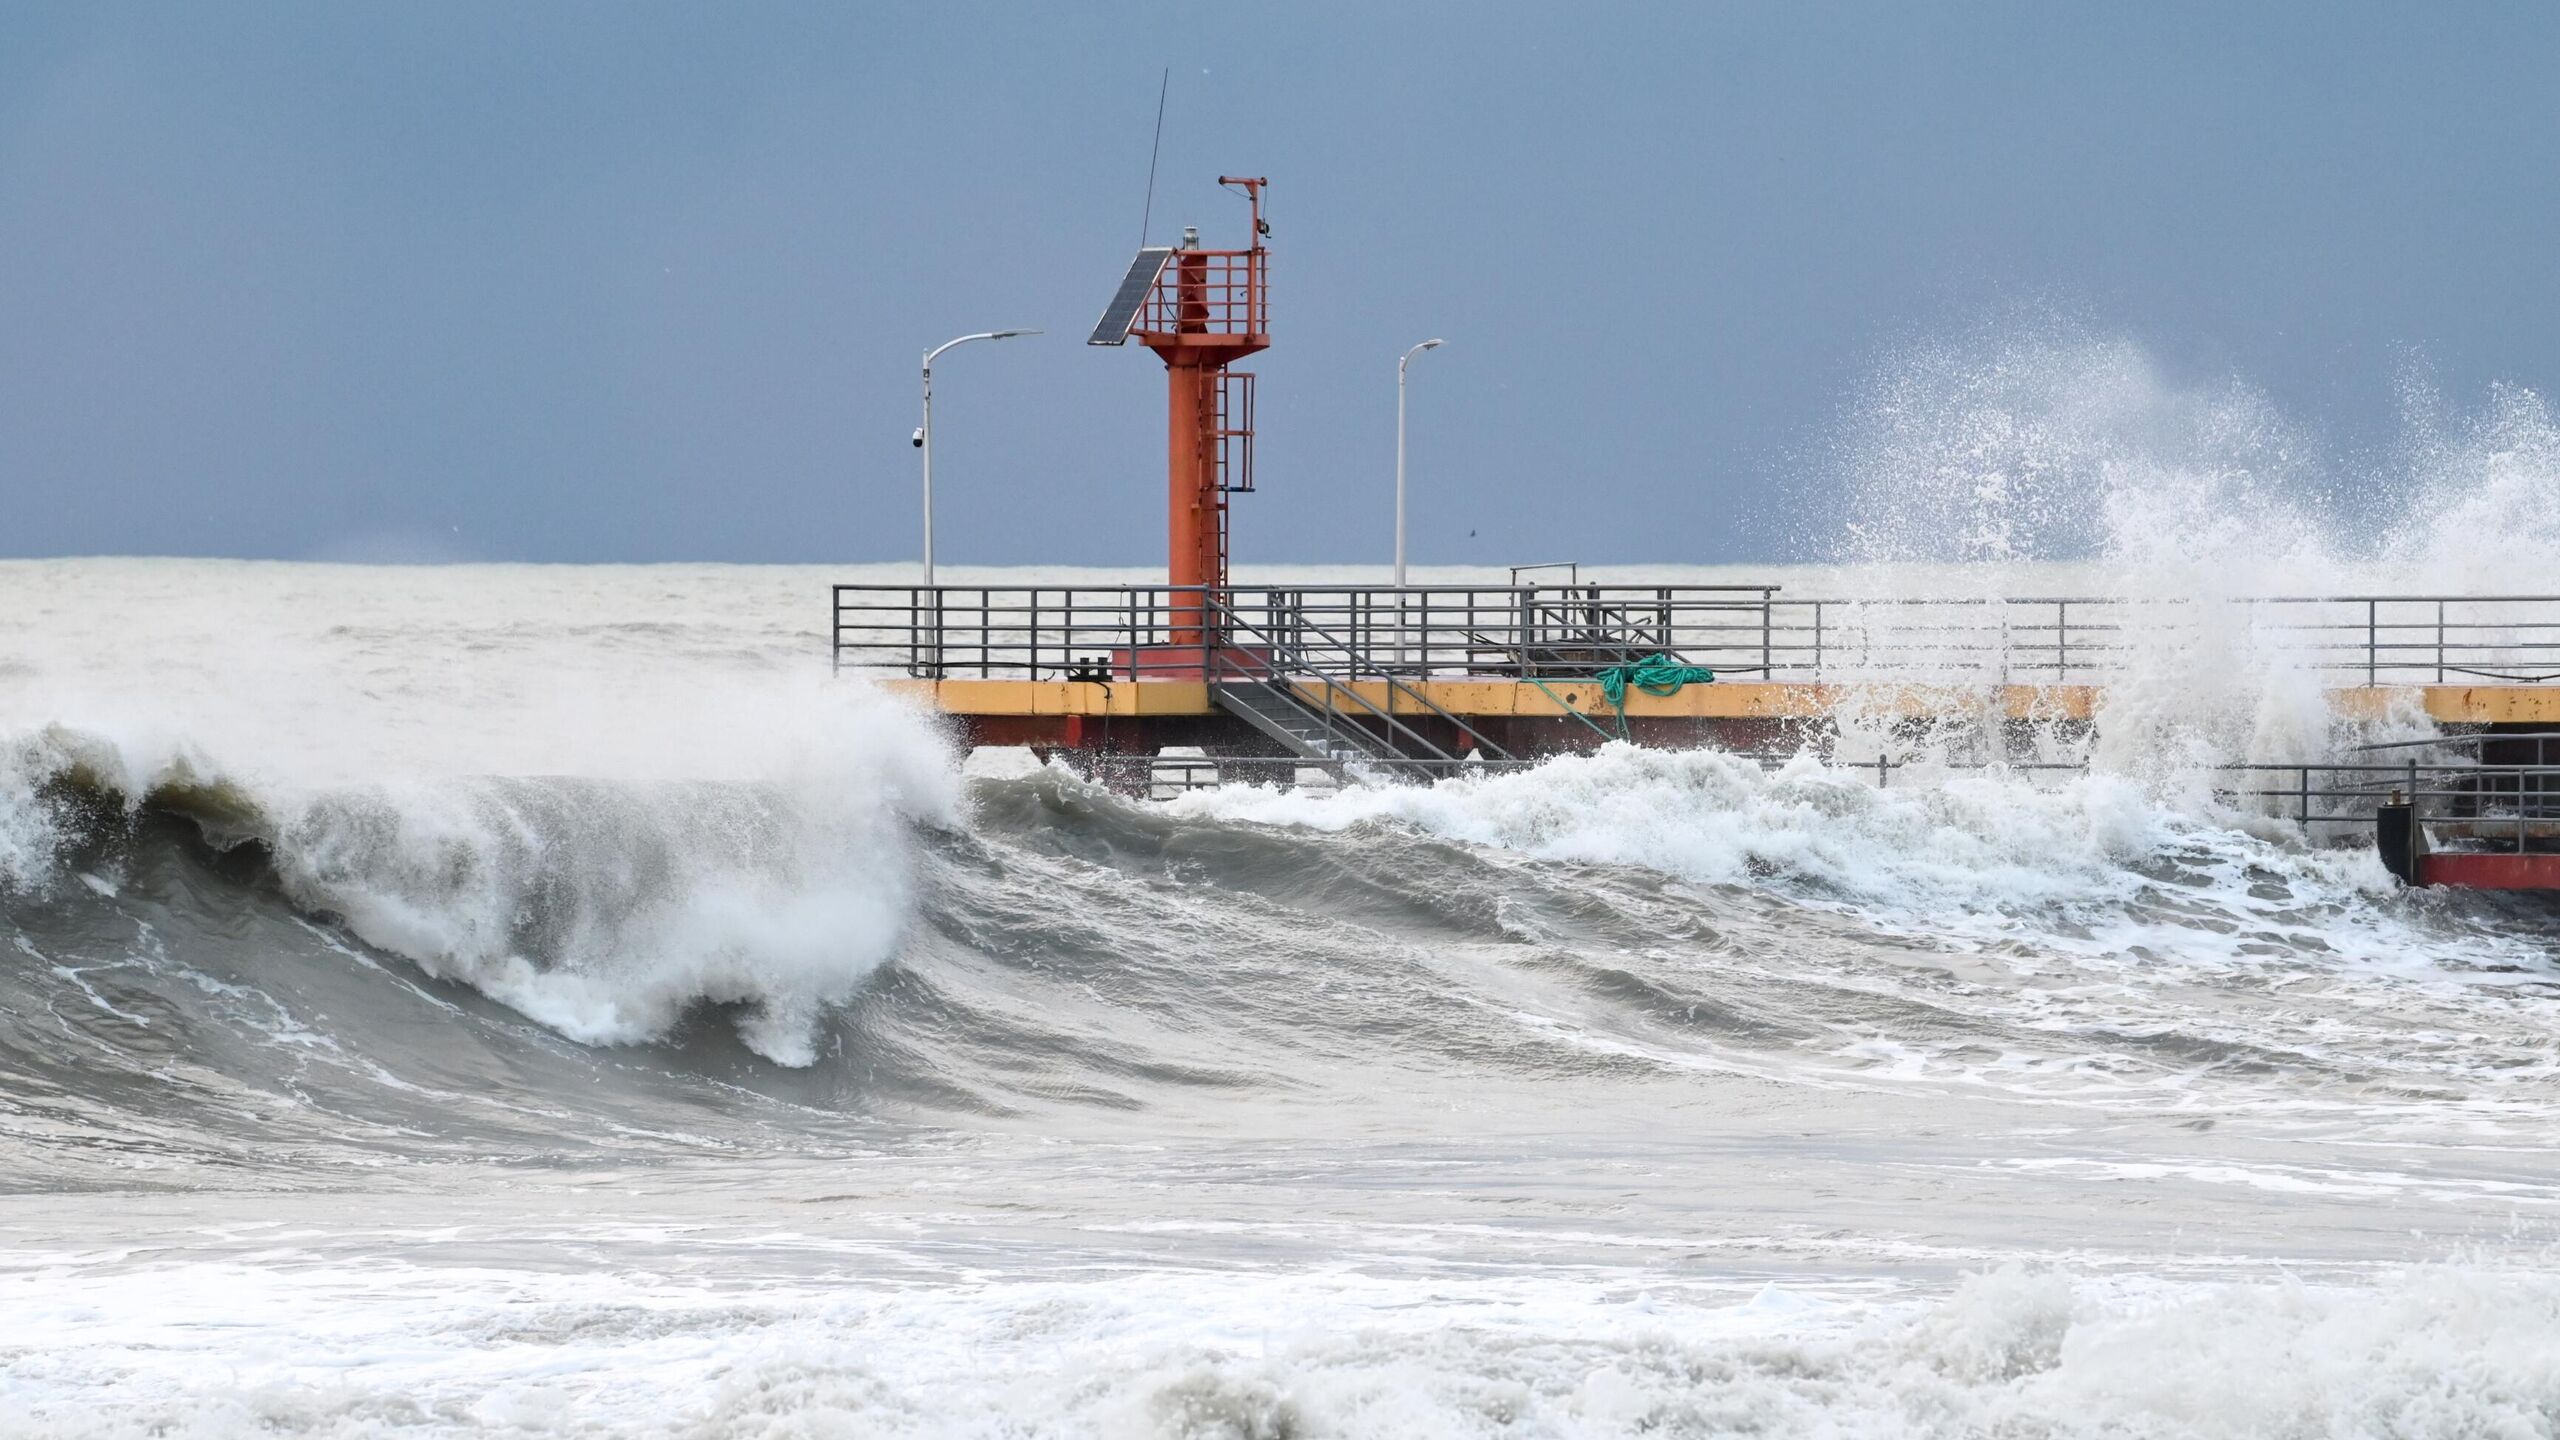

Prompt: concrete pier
[884,676,2560,757]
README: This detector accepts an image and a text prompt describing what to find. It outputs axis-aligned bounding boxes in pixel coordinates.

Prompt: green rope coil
[1597,653,1717,711]
[1528,653,1717,742]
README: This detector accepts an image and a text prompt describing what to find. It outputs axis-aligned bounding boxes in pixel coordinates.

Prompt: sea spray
[2386,379,2560,586]
[1804,323,2355,777]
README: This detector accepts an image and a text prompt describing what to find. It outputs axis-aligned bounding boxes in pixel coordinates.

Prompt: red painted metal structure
[2376,794,2560,891]
[2414,851,2560,889]
[1128,177,1269,647]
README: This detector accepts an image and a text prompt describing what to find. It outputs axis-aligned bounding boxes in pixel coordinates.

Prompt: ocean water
[5,552,2560,1439]
[9,348,2560,1435]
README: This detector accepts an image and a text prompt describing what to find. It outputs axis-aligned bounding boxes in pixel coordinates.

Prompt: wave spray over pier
[867,234,2560,888]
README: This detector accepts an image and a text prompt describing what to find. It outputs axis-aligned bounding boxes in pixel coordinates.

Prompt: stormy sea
[9,349,2560,1435]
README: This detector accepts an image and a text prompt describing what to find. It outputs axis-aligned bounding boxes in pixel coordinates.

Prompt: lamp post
[919,329,1039,588]
[1394,338,1444,588]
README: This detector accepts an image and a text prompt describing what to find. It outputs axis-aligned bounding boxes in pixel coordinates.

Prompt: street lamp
[919,329,1040,587]
[1395,338,1444,588]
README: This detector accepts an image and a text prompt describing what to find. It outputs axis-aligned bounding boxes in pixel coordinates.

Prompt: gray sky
[2,3,2554,565]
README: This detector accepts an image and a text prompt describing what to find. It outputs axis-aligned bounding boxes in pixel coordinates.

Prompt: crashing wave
[0,702,957,1066]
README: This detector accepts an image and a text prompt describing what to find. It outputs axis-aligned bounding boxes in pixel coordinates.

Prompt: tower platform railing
[1132,249,1267,340]
[830,585,2560,687]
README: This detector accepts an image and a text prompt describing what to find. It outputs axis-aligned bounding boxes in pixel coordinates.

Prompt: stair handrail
[1220,676,1417,783]
[1215,651,1452,772]
[1209,594,1515,764]
[1207,628,1458,769]
[1246,595,1520,761]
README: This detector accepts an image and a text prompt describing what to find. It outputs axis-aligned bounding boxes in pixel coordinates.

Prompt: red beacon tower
[1090,177,1270,650]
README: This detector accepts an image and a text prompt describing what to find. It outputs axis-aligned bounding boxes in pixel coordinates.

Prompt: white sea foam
[1171,746,2274,940]
[1175,738,2560,984]
[11,1254,2560,1438]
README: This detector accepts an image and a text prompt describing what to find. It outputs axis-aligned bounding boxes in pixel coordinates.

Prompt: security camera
[910,427,924,448]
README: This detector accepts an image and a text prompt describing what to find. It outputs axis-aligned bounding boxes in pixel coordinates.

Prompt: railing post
[2056,599,2069,678]
[2436,599,2446,685]
[921,586,941,679]
[1761,591,1773,677]
[2299,766,2310,826]
[1812,600,1824,679]
[2367,598,2377,687]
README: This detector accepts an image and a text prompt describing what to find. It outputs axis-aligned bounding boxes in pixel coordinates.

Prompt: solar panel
[1088,247,1173,346]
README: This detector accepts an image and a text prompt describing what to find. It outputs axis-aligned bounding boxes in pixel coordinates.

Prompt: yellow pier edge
[877,678,2560,727]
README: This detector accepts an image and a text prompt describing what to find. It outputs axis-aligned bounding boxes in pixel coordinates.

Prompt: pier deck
[883,677,2560,727]
[836,583,2560,760]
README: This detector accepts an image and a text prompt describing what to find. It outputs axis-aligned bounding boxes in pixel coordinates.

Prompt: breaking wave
[1,693,959,1068]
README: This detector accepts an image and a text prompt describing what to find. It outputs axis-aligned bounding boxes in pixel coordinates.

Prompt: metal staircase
[1213,680,1406,769]
[1205,596,1516,782]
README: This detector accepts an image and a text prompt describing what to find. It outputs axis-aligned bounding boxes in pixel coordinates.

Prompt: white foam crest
[1172,745,2560,982]
[1179,746,2165,915]
[0,724,237,892]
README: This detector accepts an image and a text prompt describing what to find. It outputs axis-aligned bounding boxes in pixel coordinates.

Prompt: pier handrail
[830,584,2560,688]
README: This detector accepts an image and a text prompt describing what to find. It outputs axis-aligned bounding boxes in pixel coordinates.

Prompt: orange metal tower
[1090,177,1270,647]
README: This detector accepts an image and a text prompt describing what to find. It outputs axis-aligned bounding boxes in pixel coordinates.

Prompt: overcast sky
[2,3,2554,566]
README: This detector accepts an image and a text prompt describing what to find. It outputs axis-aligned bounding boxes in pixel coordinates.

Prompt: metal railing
[1134,249,1266,338]
[832,585,2560,687]
[833,585,1784,680]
